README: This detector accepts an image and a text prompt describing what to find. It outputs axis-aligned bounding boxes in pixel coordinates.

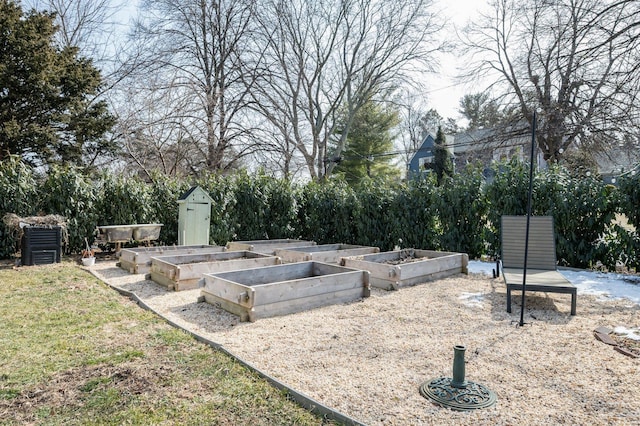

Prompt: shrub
[38,165,98,253]
[546,171,618,268]
[352,179,400,251]
[147,173,189,245]
[0,160,636,268]
[95,173,153,227]
[618,168,640,229]
[483,159,531,256]
[393,175,439,250]
[227,171,299,241]
[195,173,236,245]
[0,157,40,257]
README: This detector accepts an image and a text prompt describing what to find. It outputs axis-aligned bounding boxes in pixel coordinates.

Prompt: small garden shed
[177,186,213,246]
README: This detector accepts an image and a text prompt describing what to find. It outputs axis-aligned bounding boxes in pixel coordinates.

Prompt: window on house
[419,156,433,169]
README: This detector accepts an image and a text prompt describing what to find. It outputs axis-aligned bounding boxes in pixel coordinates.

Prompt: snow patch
[459,292,484,308]
[468,260,640,306]
[613,326,640,341]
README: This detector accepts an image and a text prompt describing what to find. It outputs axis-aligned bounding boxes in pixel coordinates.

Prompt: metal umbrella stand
[419,345,497,411]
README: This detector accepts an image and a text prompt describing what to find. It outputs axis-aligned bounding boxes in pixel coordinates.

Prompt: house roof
[409,133,454,161]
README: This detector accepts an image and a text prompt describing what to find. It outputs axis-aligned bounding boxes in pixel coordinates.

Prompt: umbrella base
[419,376,497,411]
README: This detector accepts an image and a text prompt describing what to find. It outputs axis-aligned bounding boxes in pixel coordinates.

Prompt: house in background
[406,133,454,179]
[407,124,638,183]
[455,125,639,183]
[593,146,640,184]
[452,126,536,174]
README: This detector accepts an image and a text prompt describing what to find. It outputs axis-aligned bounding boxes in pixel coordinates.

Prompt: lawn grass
[0,260,333,425]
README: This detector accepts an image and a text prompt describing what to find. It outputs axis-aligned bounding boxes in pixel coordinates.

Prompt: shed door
[183,202,210,245]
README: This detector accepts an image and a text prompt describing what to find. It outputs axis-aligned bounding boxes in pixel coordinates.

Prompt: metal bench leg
[506,287,512,313]
[570,291,577,316]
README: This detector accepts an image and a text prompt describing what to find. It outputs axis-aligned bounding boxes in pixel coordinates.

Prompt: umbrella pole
[520,111,537,326]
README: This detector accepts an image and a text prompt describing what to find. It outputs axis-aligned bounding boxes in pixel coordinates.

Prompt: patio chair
[500,215,577,315]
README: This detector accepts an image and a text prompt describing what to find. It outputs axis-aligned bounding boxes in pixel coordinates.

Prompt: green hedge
[38,165,99,252]
[146,172,190,245]
[352,179,401,251]
[617,169,640,270]
[434,164,487,259]
[0,156,637,271]
[393,176,439,250]
[298,180,358,245]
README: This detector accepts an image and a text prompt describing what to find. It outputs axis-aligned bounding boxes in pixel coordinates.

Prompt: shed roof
[178,186,213,203]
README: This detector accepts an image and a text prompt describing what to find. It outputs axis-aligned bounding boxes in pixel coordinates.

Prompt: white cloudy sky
[425,0,488,119]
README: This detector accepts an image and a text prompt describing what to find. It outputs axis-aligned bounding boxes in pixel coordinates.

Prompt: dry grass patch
[0,261,332,425]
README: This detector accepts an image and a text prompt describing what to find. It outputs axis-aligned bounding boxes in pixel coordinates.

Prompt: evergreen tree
[432,126,453,185]
[0,0,115,168]
[458,92,503,130]
[332,99,400,185]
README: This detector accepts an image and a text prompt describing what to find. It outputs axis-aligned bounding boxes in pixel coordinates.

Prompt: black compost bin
[21,226,62,266]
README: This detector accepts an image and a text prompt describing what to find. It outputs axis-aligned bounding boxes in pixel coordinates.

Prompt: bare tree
[23,0,125,62]
[460,0,640,162]
[250,119,309,180]
[128,0,259,174]
[110,74,200,178]
[396,100,446,166]
[397,102,430,168]
[252,0,445,180]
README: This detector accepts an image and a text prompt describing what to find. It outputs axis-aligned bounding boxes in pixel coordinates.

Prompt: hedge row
[1,157,638,270]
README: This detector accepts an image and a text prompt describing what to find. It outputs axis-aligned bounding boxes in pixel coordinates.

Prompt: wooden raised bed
[149,250,279,291]
[119,245,226,274]
[342,249,469,290]
[275,244,380,264]
[200,261,370,322]
[226,239,316,255]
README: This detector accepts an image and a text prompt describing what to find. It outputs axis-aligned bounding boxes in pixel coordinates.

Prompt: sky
[424,0,487,120]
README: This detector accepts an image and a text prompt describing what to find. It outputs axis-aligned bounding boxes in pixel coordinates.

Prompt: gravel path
[90,261,639,425]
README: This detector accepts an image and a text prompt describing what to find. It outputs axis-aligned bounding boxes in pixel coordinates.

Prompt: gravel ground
[90,261,639,426]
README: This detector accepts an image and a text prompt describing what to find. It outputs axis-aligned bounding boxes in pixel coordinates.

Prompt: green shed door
[181,202,210,245]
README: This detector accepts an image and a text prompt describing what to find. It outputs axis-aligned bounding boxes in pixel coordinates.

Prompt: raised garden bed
[200,261,370,322]
[275,244,380,264]
[118,245,226,274]
[226,239,316,255]
[342,249,469,290]
[149,250,279,291]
